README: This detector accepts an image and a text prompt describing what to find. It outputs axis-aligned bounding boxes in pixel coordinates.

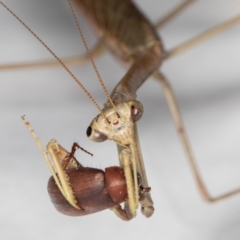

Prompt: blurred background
[1,0,240,239]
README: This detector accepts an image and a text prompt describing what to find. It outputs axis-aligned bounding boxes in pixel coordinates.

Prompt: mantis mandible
[1,0,240,222]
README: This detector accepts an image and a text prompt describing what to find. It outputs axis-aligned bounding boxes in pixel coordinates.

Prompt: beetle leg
[61,142,92,170]
[111,203,133,221]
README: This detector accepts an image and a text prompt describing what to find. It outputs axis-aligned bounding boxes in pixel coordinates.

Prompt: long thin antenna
[67,0,118,113]
[0,1,102,113]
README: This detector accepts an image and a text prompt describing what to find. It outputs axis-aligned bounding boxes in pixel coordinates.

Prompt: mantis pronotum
[1,0,240,237]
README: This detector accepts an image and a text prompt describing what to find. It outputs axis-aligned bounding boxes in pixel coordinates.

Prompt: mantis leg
[153,0,240,59]
[111,148,136,221]
[111,203,133,221]
[155,0,195,29]
[21,116,84,209]
[119,148,137,216]
[164,15,240,59]
[116,126,154,218]
[0,40,105,71]
[154,71,240,202]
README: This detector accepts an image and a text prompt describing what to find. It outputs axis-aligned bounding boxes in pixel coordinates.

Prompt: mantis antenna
[0,0,117,117]
[67,0,118,113]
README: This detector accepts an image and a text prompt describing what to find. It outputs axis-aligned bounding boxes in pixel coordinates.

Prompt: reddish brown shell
[47,166,127,216]
[105,166,127,204]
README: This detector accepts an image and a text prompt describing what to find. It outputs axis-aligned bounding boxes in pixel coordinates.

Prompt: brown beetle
[48,165,128,216]
[46,140,128,217]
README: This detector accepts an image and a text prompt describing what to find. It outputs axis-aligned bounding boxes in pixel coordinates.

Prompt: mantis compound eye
[86,126,92,137]
[130,101,143,122]
[86,126,108,142]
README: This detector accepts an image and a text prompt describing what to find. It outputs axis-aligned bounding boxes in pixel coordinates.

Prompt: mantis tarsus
[1,0,240,224]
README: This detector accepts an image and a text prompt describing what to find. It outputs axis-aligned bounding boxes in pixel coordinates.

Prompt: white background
[1,0,240,239]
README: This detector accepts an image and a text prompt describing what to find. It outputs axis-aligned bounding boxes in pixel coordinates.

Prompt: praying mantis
[1,0,240,233]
